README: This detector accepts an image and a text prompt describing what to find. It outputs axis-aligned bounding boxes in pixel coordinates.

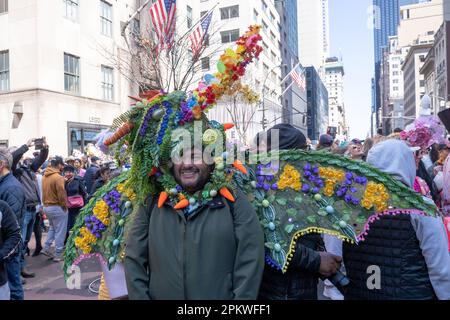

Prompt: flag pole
[280,61,301,85]
[280,80,295,96]
[176,2,220,44]
[121,0,153,36]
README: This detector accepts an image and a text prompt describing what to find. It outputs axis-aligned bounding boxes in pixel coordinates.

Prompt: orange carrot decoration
[173,199,189,210]
[223,123,234,131]
[158,192,168,208]
[233,160,248,175]
[220,187,235,203]
[105,122,134,146]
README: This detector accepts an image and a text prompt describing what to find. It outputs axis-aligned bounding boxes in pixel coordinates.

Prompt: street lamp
[261,64,287,130]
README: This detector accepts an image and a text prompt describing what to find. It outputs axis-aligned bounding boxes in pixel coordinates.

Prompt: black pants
[65,207,81,243]
[33,211,43,250]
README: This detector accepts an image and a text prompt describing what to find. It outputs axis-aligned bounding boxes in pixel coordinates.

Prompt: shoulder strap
[225,198,234,219]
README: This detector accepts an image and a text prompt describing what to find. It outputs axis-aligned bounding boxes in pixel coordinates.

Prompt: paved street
[23,237,101,300]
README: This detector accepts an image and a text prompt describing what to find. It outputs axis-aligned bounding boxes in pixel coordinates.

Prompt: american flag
[149,0,177,49]
[189,11,213,57]
[290,64,306,91]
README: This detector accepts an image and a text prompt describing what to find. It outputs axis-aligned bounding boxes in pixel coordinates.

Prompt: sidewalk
[23,236,101,300]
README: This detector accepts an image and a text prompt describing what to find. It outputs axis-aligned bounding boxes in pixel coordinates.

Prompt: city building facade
[0,0,139,155]
[305,66,328,141]
[297,0,329,72]
[402,40,433,123]
[177,0,283,145]
[324,57,347,140]
[371,0,421,133]
[275,0,307,134]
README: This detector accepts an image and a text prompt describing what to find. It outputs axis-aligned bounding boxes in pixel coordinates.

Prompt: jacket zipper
[183,220,187,299]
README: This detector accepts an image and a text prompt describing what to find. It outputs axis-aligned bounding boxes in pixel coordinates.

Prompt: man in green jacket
[124,148,265,300]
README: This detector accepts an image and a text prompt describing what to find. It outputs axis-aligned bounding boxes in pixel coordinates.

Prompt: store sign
[89,116,101,124]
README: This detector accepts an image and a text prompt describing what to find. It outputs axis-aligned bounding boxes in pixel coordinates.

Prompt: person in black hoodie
[10,138,49,278]
[63,166,87,242]
[256,124,342,300]
[0,200,21,300]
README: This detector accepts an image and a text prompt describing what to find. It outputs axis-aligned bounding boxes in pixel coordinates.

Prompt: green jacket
[124,188,265,300]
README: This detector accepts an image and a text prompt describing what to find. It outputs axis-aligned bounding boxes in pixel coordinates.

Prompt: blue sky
[329,0,374,139]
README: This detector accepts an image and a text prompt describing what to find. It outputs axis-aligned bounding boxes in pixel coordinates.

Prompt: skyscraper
[298,0,329,71]
[276,0,307,134]
[372,0,421,131]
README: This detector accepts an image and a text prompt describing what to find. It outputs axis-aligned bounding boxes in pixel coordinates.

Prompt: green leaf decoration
[284,224,294,234]
[286,208,297,216]
[294,196,303,204]
[265,242,275,250]
[276,198,287,206]
[306,215,317,224]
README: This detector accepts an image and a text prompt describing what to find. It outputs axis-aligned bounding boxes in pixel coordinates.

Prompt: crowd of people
[0,138,117,300]
[1,123,450,300]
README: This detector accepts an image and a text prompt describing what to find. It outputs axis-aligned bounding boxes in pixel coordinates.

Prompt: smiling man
[124,145,265,300]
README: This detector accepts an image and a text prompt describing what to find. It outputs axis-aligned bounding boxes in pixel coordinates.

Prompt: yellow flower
[93,200,110,226]
[278,164,302,191]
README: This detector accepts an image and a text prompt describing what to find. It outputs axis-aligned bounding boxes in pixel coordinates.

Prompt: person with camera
[62,165,86,242]
[10,138,49,278]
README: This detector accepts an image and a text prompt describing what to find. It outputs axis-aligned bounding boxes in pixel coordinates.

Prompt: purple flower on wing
[263,184,270,191]
[257,176,265,184]
[312,187,320,194]
[302,184,310,193]
[304,171,311,177]
[271,183,278,190]
[350,187,357,193]
[336,190,344,197]
[176,185,183,192]
[303,163,311,171]
[344,194,353,203]
[312,166,319,174]
[345,172,353,180]
[352,198,360,205]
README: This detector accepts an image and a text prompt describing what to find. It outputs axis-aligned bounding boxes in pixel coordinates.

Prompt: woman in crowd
[74,158,86,178]
[63,165,87,241]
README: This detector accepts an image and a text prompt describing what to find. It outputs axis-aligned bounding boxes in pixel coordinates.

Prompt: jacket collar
[169,196,227,221]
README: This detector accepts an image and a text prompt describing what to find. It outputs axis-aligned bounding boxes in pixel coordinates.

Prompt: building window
[68,123,109,156]
[393,86,398,91]
[201,57,210,70]
[253,9,258,21]
[101,65,114,101]
[262,20,268,33]
[0,50,9,92]
[220,5,239,20]
[0,0,7,14]
[261,0,268,12]
[187,6,193,28]
[63,0,79,21]
[220,29,239,43]
[269,12,275,23]
[270,31,276,43]
[64,53,80,94]
[100,1,112,37]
